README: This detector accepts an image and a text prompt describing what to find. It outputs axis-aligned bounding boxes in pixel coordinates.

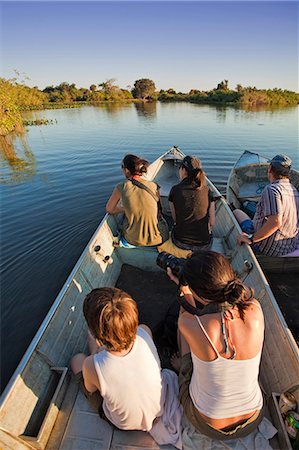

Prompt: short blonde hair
[83,287,138,352]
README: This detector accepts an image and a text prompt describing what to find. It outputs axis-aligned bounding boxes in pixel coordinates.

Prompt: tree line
[159,80,299,107]
[1,76,298,136]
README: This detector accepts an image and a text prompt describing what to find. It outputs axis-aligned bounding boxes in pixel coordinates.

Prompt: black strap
[129,178,159,203]
[178,295,222,316]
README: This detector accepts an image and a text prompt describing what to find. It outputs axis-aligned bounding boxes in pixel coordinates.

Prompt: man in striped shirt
[236,154,299,257]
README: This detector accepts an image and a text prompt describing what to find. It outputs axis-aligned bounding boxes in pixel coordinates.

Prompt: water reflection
[213,103,298,124]
[0,133,36,185]
[134,101,157,120]
[97,102,132,117]
[237,104,295,113]
[215,105,227,123]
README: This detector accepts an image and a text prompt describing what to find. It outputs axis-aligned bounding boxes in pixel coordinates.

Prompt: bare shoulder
[178,312,199,338]
[179,311,197,329]
[245,300,264,324]
[194,313,223,345]
[179,312,214,341]
[139,324,153,338]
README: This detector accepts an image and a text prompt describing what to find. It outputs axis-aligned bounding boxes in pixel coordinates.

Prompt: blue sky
[1,1,298,92]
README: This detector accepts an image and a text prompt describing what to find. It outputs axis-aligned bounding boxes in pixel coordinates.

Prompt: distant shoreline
[1,76,298,136]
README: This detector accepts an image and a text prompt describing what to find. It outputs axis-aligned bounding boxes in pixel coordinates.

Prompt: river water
[1,102,298,391]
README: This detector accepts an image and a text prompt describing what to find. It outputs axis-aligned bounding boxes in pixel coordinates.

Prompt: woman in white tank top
[167,250,265,440]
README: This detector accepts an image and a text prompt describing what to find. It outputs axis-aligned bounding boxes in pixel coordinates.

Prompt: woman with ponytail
[168,155,215,252]
[168,250,265,440]
[106,154,168,247]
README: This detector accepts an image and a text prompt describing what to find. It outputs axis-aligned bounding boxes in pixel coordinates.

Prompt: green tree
[43,82,80,102]
[90,84,97,92]
[132,79,156,100]
[216,80,229,91]
[189,89,200,95]
[98,79,117,98]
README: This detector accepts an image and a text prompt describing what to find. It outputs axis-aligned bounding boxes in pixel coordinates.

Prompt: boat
[1,146,298,450]
[226,150,299,273]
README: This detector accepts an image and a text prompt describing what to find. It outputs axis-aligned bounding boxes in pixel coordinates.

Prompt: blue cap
[269,154,292,169]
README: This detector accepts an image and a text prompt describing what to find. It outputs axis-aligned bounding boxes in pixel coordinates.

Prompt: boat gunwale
[232,150,269,169]
[0,211,112,408]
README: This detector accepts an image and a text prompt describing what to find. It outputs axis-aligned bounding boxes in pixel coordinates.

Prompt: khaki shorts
[179,353,264,440]
[157,238,192,258]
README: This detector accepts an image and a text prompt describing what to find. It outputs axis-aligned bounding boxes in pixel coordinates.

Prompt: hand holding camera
[166,267,180,285]
[157,252,198,310]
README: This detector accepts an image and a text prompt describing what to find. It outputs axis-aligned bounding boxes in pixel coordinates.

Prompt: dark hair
[270,164,290,179]
[122,154,149,176]
[183,251,251,320]
[83,287,139,352]
[181,155,206,188]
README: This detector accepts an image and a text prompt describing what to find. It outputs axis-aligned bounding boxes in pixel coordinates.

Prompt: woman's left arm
[167,268,196,308]
[106,187,124,214]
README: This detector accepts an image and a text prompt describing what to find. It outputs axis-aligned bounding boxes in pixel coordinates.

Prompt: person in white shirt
[71,287,164,431]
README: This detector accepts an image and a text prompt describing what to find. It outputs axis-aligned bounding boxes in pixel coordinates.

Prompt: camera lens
[156,251,185,279]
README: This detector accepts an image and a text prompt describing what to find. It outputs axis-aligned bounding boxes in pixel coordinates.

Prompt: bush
[0,79,23,135]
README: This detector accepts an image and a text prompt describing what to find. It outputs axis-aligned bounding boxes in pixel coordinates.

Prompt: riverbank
[1,77,298,137]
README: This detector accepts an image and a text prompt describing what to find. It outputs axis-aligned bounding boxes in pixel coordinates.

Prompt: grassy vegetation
[0,77,48,135]
[0,77,298,136]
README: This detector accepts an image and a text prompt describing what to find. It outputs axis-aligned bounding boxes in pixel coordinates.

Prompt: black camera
[156,251,186,280]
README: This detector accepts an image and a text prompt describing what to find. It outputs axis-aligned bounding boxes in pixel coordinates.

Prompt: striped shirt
[253,179,299,256]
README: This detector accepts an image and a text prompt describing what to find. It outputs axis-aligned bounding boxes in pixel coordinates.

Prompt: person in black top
[168,156,215,251]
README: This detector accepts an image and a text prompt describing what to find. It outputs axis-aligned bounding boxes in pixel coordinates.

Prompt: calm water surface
[1,102,298,391]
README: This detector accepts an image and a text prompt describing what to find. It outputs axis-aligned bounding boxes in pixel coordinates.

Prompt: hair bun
[223,280,237,297]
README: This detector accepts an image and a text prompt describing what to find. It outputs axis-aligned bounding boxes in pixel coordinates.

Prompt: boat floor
[47,385,176,450]
[264,271,299,344]
[46,264,280,450]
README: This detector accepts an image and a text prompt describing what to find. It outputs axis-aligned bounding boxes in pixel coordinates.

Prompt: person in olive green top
[106,154,168,247]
